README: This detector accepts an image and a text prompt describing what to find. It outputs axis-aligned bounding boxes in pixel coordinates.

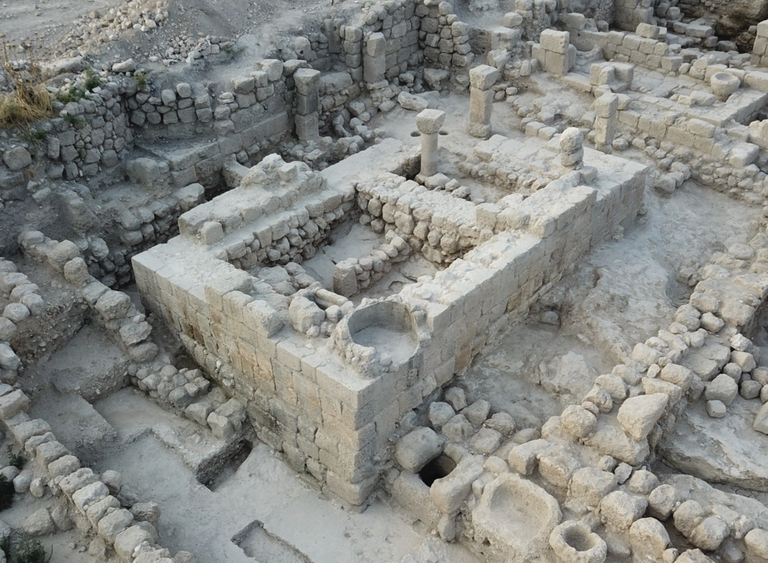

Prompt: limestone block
[674,499,706,537]
[101,470,122,495]
[676,550,716,563]
[570,467,616,507]
[60,468,99,496]
[463,400,491,426]
[22,508,54,537]
[540,29,570,54]
[600,490,648,530]
[47,240,80,272]
[469,65,500,90]
[86,496,120,526]
[48,455,80,477]
[630,518,670,562]
[689,515,729,551]
[745,528,768,561]
[636,23,661,39]
[98,508,134,544]
[753,401,768,434]
[114,525,159,562]
[595,93,619,118]
[416,109,446,134]
[95,290,131,321]
[705,374,738,406]
[537,448,581,489]
[73,481,109,511]
[35,440,68,466]
[244,300,283,337]
[508,439,550,475]
[295,113,319,141]
[732,350,757,372]
[560,405,597,439]
[130,502,161,524]
[445,388,467,411]
[333,262,358,298]
[442,414,474,442]
[631,343,662,367]
[429,454,484,514]
[616,393,668,441]
[392,472,440,527]
[0,389,29,419]
[469,428,502,454]
[484,412,516,436]
[398,92,428,112]
[364,34,387,83]
[660,364,694,391]
[0,345,21,372]
[289,295,324,333]
[207,412,235,441]
[2,146,32,171]
[395,427,445,473]
[648,484,683,520]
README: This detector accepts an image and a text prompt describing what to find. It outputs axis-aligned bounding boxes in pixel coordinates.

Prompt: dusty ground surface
[3,0,768,560]
[1,0,356,64]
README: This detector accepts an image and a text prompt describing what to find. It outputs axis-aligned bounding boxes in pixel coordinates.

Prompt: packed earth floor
[5,0,768,562]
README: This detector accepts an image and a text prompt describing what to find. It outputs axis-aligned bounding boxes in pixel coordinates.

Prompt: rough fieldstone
[394,427,445,473]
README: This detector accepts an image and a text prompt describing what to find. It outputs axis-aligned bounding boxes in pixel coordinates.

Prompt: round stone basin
[472,473,562,559]
[347,301,418,364]
[710,72,740,101]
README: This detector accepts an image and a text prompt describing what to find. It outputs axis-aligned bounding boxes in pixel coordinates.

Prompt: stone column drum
[594,93,618,153]
[294,68,321,141]
[416,109,446,177]
[468,65,500,139]
[560,127,584,170]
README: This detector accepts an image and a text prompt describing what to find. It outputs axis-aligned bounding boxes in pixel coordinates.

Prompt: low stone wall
[0,256,192,562]
[0,77,132,196]
[334,231,413,297]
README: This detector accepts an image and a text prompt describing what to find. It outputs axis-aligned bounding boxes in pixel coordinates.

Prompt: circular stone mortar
[710,72,740,102]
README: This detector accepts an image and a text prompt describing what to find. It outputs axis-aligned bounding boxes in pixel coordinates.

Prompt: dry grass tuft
[0,35,53,128]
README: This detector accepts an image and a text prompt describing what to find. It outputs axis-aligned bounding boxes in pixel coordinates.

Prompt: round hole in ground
[419,453,456,486]
[439,130,448,135]
[410,131,420,137]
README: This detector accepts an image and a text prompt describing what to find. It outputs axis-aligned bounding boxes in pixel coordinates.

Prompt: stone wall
[0,78,132,199]
[133,134,647,508]
[417,2,474,71]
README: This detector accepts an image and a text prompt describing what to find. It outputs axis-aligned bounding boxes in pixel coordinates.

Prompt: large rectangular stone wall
[133,137,646,507]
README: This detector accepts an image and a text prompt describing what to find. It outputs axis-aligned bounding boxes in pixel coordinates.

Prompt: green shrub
[83,68,102,92]
[62,113,84,126]
[56,85,85,104]
[135,71,147,89]
[14,535,48,563]
[6,446,25,470]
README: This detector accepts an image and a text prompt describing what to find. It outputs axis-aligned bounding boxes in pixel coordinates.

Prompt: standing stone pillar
[468,65,500,139]
[416,109,446,177]
[560,127,583,170]
[294,68,321,141]
[364,32,387,85]
[594,93,618,153]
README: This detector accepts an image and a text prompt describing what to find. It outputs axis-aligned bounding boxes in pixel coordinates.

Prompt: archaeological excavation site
[9,0,768,562]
